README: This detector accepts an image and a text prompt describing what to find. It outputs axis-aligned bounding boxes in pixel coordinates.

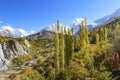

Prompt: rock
[0,39,30,71]
[24,39,30,48]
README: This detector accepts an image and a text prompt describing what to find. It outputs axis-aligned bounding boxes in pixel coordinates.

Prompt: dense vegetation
[9,16,120,80]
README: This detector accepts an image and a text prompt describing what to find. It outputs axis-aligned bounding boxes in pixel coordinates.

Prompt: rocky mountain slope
[27,30,55,38]
[0,38,30,71]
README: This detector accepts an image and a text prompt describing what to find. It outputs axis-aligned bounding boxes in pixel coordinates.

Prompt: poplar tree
[99,27,104,41]
[104,27,107,41]
[65,27,71,66]
[79,22,84,48]
[96,33,99,44]
[60,26,65,72]
[57,20,60,32]
[54,20,60,74]
[54,31,59,74]
[84,19,89,46]
[115,22,120,39]
[74,37,79,50]
[65,27,74,66]
[99,27,107,41]
[78,20,89,49]
[70,29,74,59]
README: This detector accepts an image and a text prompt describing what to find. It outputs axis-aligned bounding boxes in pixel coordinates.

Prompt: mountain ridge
[1,8,120,38]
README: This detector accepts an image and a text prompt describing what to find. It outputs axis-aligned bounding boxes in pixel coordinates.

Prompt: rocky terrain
[0,39,30,71]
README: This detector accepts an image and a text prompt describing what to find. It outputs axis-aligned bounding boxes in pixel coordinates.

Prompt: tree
[84,19,89,46]
[99,27,108,41]
[65,27,74,66]
[70,29,74,59]
[78,20,89,49]
[104,27,107,41]
[74,37,80,51]
[96,33,99,44]
[60,26,65,72]
[57,20,60,32]
[115,22,120,39]
[54,31,60,74]
[65,27,71,66]
[79,21,85,48]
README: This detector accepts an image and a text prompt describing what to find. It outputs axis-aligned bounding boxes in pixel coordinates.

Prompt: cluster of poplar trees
[95,26,108,44]
[54,19,90,74]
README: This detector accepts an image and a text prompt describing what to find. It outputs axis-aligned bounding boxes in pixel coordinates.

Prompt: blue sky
[0,0,120,32]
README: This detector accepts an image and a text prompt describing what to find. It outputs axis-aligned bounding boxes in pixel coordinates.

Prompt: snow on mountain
[43,23,69,33]
[0,25,33,38]
[44,7,120,34]
[70,18,84,33]
[43,18,85,34]
[2,8,120,38]
[95,8,120,26]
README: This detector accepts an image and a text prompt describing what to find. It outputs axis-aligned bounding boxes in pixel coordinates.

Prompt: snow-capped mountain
[95,8,120,26]
[0,25,33,38]
[70,18,84,33]
[27,7,120,38]
[43,23,69,33]
[1,8,120,38]
[43,18,85,34]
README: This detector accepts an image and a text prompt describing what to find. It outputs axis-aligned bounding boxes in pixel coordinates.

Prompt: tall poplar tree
[115,22,120,39]
[54,31,59,74]
[57,20,60,32]
[65,27,71,66]
[70,29,74,59]
[84,19,89,46]
[96,33,99,44]
[54,20,60,74]
[104,27,107,41]
[60,26,65,72]
[78,20,89,49]
[99,27,104,41]
[65,27,74,66]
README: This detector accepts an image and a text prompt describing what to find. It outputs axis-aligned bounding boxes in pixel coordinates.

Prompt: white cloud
[73,18,84,25]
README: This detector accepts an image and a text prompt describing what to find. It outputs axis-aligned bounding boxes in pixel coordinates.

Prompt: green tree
[65,28,74,66]
[96,33,99,44]
[65,27,71,66]
[104,27,107,41]
[99,27,108,41]
[84,19,89,46]
[115,22,120,39]
[99,27,104,41]
[70,30,74,59]
[60,26,65,72]
[57,20,60,32]
[54,31,60,74]
[78,20,89,49]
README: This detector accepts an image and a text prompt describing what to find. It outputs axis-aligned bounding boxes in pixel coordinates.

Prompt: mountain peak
[94,8,120,26]
[0,25,33,38]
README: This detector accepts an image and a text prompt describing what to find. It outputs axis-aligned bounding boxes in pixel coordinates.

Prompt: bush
[14,67,44,80]
[12,54,32,67]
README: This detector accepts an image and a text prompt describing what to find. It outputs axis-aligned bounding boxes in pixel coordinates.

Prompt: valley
[0,2,120,79]
[0,16,120,79]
